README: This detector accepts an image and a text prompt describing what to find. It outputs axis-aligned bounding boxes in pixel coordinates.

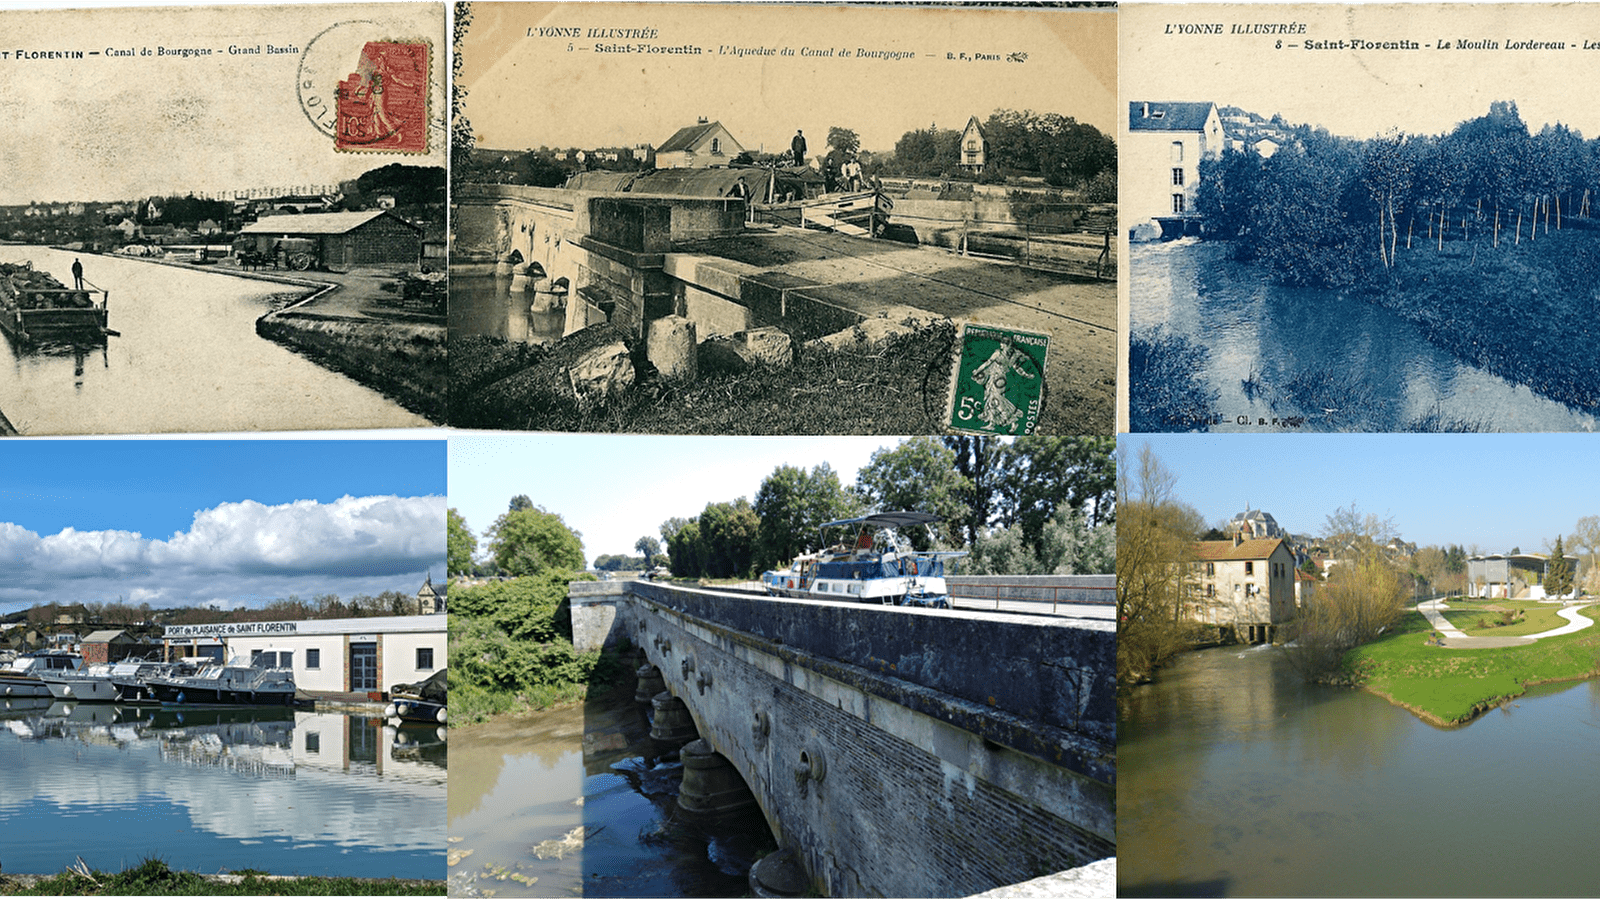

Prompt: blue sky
[449,435,907,561]
[0,440,446,614]
[1125,434,1600,552]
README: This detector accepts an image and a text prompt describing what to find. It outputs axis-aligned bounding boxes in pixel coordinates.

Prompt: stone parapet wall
[611,582,1115,898]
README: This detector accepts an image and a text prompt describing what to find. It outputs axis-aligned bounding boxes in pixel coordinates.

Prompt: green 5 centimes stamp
[946,322,1049,435]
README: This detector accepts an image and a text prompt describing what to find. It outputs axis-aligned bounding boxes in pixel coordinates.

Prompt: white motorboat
[143,653,296,706]
[761,511,967,607]
[0,650,86,698]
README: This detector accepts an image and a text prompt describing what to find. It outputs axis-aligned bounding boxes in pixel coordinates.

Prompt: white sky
[0,494,447,613]
[448,434,914,562]
[1121,4,1600,140]
[460,2,1116,154]
[0,2,445,205]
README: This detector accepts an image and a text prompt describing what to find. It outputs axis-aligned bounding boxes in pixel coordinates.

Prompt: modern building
[1126,100,1224,234]
[1191,535,1297,642]
[238,209,422,269]
[655,119,745,169]
[1466,553,1582,600]
[161,615,446,697]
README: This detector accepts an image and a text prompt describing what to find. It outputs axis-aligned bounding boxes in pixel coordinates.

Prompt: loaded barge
[0,261,111,344]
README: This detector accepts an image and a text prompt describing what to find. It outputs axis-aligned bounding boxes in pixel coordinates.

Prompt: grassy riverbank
[257,313,446,424]
[449,321,968,434]
[448,572,628,724]
[1365,220,1600,417]
[1346,608,1600,725]
[0,858,443,895]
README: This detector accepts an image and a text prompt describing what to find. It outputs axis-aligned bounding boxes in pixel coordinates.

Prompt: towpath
[1416,598,1596,649]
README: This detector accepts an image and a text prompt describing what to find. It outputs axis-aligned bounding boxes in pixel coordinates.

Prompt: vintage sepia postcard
[1122,3,1600,434]
[450,2,1116,435]
[0,3,448,437]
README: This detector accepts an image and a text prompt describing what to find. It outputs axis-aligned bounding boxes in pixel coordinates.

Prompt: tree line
[1196,101,1600,288]
[10,592,425,632]
[446,437,1114,584]
[657,436,1114,580]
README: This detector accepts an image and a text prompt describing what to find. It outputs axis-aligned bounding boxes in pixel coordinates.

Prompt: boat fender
[436,707,447,725]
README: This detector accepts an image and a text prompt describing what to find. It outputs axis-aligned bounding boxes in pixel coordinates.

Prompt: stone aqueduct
[568,579,1116,898]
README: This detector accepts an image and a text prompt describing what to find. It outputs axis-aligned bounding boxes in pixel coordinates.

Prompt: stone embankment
[450,311,954,433]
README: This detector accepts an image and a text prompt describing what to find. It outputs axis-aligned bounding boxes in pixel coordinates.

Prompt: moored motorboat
[0,261,110,344]
[43,656,200,703]
[0,650,86,698]
[384,668,447,725]
[760,511,967,607]
[142,654,296,706]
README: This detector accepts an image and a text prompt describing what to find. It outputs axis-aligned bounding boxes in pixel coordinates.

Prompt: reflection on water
[0,245,427,434]
[1119,645,1600,897]
[1129,239,1596,432]
[0,701,445,878]
[449,274,566,345]
[448,684,776,898]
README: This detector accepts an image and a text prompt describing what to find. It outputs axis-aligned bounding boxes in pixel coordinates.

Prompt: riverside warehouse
[161,615,447,697]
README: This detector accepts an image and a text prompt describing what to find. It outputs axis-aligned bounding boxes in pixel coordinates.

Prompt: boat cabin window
[251,650,292,669]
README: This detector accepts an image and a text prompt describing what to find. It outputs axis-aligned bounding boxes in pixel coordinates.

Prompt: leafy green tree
[753,463,859,570]
[1546,535,1575,598]
[447,508,476,576]
[943,436,1003,547]
[966,524,1038,575]
[997,436,1116,551]
[695,499,760,578]
[486,506,585,576]
[635,536,661,563]
[854,437,972,549]
[827,127,861,156]
[509,494,534,512]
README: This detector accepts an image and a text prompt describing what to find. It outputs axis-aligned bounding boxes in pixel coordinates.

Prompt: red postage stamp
[334,40,430,153]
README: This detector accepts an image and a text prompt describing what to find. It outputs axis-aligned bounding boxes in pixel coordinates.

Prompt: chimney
[1233,531,1242,548]
[697,116,708,125]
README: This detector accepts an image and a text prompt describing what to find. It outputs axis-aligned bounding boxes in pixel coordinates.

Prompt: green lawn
[1437,600,1569,636]
[1347,609,1600,725]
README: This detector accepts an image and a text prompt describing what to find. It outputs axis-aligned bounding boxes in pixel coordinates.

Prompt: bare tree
[1286,542,1408,680]
[1572,515,1600,594]
[1116,444,1204,683]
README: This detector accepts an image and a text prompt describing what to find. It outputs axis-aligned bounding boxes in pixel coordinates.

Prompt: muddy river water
[447,684,775,897]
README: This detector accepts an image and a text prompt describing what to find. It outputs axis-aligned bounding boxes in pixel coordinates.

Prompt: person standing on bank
[791,129,807,167]
[71,257,84,290]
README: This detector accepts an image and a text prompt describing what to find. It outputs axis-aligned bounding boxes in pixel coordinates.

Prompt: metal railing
[948,581,1115,615]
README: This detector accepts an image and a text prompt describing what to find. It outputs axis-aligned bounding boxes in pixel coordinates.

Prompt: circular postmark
[297,19,437,153]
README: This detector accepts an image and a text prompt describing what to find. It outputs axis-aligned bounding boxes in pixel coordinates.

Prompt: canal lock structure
[449,661,778,898]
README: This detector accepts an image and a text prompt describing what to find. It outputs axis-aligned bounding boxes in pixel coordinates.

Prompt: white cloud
[0,496,445,613]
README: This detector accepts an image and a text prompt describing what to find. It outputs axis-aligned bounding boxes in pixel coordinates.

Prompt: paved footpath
[1416,599,1596,649]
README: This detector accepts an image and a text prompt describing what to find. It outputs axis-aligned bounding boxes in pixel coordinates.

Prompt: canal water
[0,701,446,879]
[448,683,777,897]
[1118,644,1600,897]
[1129,239,1596,432]
[0,246,428,434]
[449,273,566,345]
